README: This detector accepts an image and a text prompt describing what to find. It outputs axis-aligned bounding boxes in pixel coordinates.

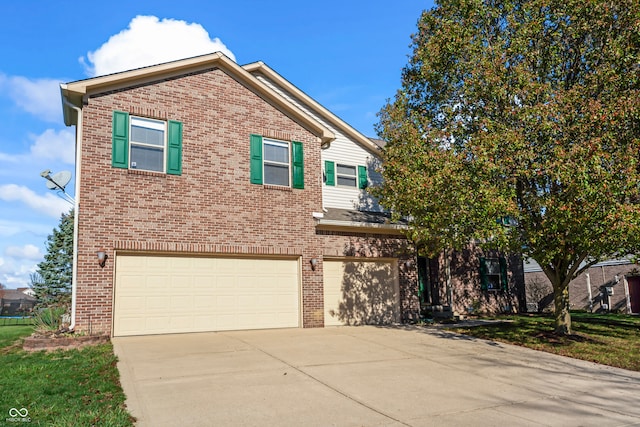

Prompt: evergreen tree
[32,210,74,307]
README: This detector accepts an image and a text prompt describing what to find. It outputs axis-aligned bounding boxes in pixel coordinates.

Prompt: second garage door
[113,255,300,336]
[323,259,399,326]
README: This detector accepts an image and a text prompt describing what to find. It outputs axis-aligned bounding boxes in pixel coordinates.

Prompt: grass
[451,311,640,371]
[0,326,134,426]
[0,316,34,327]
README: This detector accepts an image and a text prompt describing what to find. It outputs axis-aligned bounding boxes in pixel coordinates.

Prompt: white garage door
[114,255,300,336]
[323,259,399,326]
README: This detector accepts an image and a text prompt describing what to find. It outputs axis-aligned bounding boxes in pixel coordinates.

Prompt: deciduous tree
[376,0,640,334]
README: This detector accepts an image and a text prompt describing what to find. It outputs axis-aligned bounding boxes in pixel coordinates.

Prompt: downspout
[63,99,82,331]
[586,273,593,313]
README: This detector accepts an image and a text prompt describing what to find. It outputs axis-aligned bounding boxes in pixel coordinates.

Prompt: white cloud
[0,73,62,122]
[5,244,42,261]
[29,128,75,164]
[0,184,70,218]
[81,15,236,77]
[0,219,52,238]
[0,257,37,289]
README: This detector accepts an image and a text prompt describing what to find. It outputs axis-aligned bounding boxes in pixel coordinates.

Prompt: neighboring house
[524,258,640,314]
[17,287,35,297]
[60,52,524,337]
[0,289,36,316]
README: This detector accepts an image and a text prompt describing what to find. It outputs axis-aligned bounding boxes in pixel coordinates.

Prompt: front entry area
[323,258,400,326]
[113,254,300,336]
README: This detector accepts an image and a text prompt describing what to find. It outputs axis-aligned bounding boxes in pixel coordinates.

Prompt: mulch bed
[23,333,110,351]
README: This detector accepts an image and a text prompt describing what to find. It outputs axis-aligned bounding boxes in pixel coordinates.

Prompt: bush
[33,306,68,333]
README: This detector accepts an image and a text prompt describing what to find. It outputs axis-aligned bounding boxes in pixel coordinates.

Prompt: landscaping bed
[22,333,110,351]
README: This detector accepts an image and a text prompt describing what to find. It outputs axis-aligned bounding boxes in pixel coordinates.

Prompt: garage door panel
[324,260,399,327]
[114,255,300,336]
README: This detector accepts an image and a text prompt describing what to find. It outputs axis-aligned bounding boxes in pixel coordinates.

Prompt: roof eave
[316,219,407,235]
[243,61,380,153]
[59,53,336,143]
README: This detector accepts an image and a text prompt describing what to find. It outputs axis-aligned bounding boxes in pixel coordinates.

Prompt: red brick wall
[75,68,325,334]
[421,248,525,316]
[447,250,523,315]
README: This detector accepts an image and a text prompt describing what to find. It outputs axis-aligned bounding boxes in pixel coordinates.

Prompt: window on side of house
[336,164,357,187]
[480,257,508,291]
[250,134,304,189]
[263,139,290,187]
[130,117,166,172]
[112,111,183,175]
[324,161,368,189]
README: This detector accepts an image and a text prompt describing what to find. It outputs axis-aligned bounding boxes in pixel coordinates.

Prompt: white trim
[262,138,290,187]
[129,115,167,173]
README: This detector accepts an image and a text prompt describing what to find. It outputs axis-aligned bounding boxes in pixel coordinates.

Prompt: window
[264,139,290,186]
[337,164,357,187]
[250,134,304,189]
[480,257,508,291]
[112,111,182,175]
[130,117,165,172]
[324,161,368,189]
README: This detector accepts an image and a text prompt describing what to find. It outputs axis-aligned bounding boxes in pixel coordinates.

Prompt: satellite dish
[45,170,72,190]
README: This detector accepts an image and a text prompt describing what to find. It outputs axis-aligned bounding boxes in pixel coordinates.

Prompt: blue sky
[0,0,432,289]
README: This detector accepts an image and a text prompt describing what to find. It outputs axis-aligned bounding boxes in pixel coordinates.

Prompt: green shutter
[291,141,304,189]
[112,111,129,168]
[325,161,335,186]
[358,165,368,189]
[167,120,183,175]
[499,257,508,291]
[250,134,263,184]
[479,257,489,291]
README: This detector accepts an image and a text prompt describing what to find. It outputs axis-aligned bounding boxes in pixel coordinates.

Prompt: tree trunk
[551,280,572,335]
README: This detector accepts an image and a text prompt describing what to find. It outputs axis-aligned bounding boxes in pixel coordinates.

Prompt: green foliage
[32,209,74,308]
[376,0,640,334]
[32,306,68,333]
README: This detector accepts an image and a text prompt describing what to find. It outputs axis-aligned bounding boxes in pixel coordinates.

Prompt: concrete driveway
[113,326,640,426]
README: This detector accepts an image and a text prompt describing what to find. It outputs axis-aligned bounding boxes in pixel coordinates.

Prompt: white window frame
[336,163,357,187]
[484,258,503,291]
[129,116,167,173]
[263,138,290,187]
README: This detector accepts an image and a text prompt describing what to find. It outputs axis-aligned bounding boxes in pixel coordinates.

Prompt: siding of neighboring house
[524,259,639,313]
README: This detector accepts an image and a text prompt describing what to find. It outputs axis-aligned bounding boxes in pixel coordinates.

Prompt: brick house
[60,52,525,337]
[524,258,640,314]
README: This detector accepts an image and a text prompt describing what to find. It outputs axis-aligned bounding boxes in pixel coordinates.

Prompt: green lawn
[451,312,640,371]
[0,316,33,327]
[0,326,134,426]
